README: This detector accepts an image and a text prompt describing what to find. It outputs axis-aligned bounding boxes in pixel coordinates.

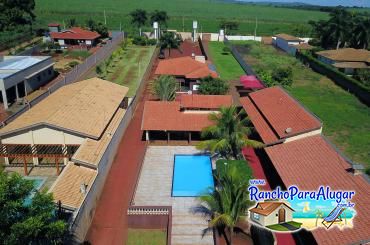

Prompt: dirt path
[86,81,151,245]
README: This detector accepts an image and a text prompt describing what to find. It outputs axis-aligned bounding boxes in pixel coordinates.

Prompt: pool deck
[133,146,214,245]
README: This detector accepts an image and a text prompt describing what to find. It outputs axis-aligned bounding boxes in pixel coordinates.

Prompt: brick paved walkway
[85,83,150,245]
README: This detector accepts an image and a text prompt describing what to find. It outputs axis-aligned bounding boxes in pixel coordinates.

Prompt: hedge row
[297,51,370,93]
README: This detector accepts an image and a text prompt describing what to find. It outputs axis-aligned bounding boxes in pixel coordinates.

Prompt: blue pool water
[172,155,214,197]
[24,177,46,205]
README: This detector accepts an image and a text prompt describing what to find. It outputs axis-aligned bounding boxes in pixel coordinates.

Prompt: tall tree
[194,165,253,245]
[351,15,370,49]
[129,9,148,36]
[159,31,182,57]
[197,106,263,160]
[150,10,169,28]
[198,76,229,95]
[151,75,179,101]
[327,8,352,49]
[67,18,77,28]
[0,0,36,31]
[219,20,239,35]
[0,171,68,244]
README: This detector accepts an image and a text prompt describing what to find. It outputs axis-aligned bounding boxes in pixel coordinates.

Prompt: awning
[240,75,264,89]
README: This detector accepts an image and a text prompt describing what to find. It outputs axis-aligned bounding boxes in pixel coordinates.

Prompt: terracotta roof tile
[155,57,217,79]
[250,202,294,216]
[49,163,97,210]
[240,97,278,144]
[247,87,322,140]
[0,78,129,139]
[275,33,302,42]
[333,62,368,69]
[265,135,370,245]
[51,27,100,40]
[141,101,213,131]
[317,48,370,62]
[178,94,233,109]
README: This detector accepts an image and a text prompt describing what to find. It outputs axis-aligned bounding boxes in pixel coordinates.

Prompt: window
[253,213,260,220]
[37,75,41,81]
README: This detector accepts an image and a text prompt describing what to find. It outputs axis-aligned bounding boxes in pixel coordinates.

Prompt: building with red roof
[240,86,322,145]
[50,27,101,47]
[265,135,370,245]
[141,95,232,142]
[155,56,218,93]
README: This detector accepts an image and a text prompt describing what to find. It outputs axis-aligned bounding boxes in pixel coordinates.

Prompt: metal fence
[1,32,125,128]
[223,37,267,87]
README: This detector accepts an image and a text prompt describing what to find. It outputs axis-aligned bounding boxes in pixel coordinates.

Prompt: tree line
[309,8,370,49]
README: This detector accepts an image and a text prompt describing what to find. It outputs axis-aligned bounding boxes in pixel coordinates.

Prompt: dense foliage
[85,19,109,38]
[197,106,263,159]
[309,8,370,49]
[159,31,182,57]
[151,75,179,101]
[0,0,35,31]
[257,66,293,87]
[0,171,68,244]
[194,161,253,245]
[198,76,229,95]
[132,35,157,46]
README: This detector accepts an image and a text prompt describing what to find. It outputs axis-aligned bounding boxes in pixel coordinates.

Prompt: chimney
[351,164,364,175]
[80,182,87,194]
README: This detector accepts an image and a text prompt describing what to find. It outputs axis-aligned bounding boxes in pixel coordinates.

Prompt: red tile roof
[265,135,370,245]
[178,94,233,109]
[240,87,322,144]
[250,202,294,216]
[50,27,100,40]
[155,57,218,79]
[141,101,213,131]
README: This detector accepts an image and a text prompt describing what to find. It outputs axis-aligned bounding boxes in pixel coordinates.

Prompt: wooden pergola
[0,144,80,175]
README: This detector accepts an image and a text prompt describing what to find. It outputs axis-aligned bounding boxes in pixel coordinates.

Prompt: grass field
[127,229,167,245]
[102,44,155,97]
[34,0,329,35]
[207,42,245,81]
[232,41,370,168]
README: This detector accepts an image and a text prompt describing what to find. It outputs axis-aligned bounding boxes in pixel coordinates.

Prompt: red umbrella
[240,75,264,89]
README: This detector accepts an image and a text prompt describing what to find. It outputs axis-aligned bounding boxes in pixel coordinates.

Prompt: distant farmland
[35,0,329,35]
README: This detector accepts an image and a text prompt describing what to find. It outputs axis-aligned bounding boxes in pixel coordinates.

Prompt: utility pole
[182,16,185,32]
[120,22,122,32]
[254,17,258,41]
[104,10,107,25]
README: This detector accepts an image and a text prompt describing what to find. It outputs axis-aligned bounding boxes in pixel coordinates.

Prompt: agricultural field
[34,0,329,35]
[232,41,370,168]
[96,43,155,97]
[207,42,245,81]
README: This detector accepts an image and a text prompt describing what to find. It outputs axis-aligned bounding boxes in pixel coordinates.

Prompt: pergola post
[188,132,192,144]
[56,156,60,175]
[23,156,28,176]
[146,131,150,141]
[167,131,170,144]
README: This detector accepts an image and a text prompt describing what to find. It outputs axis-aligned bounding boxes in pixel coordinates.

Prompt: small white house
[249,201,294,227]
[273,34,305,55]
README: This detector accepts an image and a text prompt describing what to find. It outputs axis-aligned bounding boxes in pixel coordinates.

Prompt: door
[278,208,286,223]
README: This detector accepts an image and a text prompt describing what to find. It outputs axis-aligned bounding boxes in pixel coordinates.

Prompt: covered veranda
[0,144,80,175]
[144,130,202,144]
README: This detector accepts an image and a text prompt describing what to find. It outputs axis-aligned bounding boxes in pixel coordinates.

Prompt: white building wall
[1,127,85,145]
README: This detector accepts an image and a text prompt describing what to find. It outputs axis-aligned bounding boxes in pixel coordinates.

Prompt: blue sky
[239,0,370,7]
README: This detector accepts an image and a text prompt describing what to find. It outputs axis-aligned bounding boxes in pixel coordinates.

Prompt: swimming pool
[24,177,46,205]
[172,155,214,197]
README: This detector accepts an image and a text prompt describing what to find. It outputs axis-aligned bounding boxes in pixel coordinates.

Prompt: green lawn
[233,41,370,168]
[103,44,155,97]
[266,221,302,231]
[127,229,167,245]
[35,0,328,36]
[64,50,91,59]
[208,42,245,81]
[216,159,253,180]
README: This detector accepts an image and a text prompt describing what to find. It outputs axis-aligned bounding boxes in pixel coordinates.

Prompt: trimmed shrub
[198,76,229,95]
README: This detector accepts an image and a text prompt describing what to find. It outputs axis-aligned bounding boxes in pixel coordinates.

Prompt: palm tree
[194,167,252,245]
[151,75,179,101]
[129,9,147,36]
[197,106,263,160]
[315,209,324,227]
[159,31,182,57]
[352,15,370,49]
[327,9,352,49]
[150,10,169,28]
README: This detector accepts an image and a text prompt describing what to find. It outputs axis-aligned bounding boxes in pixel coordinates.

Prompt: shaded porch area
[144,130,202,145]
[0,144,80,175]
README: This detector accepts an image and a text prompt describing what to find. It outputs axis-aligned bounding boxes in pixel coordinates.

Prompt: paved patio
[134,146,214,245]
